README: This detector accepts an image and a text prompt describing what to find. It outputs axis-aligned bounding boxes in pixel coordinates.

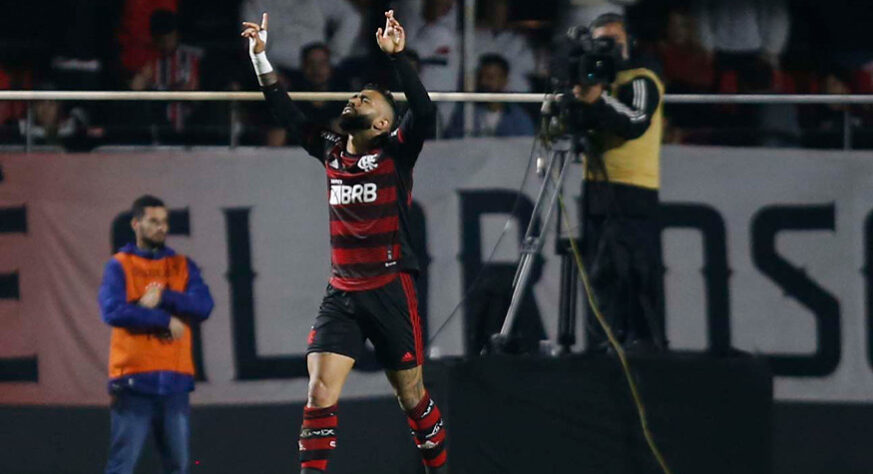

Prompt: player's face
[592,23,629,60]
[341,90,392,133]
[132,207,169,249]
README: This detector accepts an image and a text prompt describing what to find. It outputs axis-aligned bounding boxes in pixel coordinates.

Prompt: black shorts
[307,273,424,371]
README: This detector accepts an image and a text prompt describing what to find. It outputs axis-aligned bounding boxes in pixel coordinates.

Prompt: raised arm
[242,13,326,157]
[377,11,436,142]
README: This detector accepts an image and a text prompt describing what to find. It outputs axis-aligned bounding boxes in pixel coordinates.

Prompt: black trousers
[581,213,666,350]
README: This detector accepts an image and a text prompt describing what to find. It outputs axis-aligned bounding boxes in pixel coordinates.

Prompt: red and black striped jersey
[301,123,423,291]
[262,52,435,291]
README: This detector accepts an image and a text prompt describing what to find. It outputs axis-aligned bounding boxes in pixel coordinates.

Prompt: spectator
[117,0,178,74]
[693,0,790,92]
[475,0,536,92]
[239,0,362,71]
[445,54,534,138]
[12,83,103,151]
[22,99,74,145]
[800,68,868,148]
[290,43,349,128]
[127,10,203,136]
[408,0,460,126]
[685,0,790,145]
[655,7,714,93]
[654,6,715,143]
[392,0,459,38]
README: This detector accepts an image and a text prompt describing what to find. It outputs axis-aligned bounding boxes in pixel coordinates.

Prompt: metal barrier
[2,91,872,151]
[3,91,873,103]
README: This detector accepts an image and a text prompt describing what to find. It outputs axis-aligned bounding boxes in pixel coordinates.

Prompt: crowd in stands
[2,0,873,149]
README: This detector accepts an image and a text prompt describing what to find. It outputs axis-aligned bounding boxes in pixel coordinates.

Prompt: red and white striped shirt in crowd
[147,45,203,132]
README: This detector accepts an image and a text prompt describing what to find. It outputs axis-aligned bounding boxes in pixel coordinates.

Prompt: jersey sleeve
[262,81,336,161]
[388,52,436,167]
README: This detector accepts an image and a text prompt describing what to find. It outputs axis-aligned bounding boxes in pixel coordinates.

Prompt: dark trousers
[582,213,666,350]
[105,391,190,474]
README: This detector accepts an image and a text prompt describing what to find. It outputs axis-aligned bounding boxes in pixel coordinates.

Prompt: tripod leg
[557,252,577,352]
[490,140,575,353]
[498,253,534,337]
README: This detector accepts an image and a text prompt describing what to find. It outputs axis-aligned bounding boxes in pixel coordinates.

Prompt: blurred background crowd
[2,0,872,150]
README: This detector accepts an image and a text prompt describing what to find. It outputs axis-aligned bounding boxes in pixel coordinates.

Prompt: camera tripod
[488,133,587,355]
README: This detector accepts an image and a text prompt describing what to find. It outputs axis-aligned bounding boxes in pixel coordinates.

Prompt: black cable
[558,193,672,474]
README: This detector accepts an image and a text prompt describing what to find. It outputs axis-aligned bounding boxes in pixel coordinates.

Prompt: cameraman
[571,13,666,353]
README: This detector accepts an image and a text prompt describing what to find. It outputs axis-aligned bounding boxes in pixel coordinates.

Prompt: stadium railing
[1,91,871,152]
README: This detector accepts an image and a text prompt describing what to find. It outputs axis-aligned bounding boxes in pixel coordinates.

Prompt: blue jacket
[98,243,214,395]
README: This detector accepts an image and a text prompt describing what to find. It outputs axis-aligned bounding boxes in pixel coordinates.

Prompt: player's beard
[339,114,372,133]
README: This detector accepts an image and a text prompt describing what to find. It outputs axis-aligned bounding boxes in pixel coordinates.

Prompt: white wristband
[251,51,273,78]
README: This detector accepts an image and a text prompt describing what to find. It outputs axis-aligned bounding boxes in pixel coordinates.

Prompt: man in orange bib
[99,195,214,474]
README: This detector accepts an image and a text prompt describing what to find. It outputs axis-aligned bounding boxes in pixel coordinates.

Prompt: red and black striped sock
[406,391,448,470]
[298,404,338,473]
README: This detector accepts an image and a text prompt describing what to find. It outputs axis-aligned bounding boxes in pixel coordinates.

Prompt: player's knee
[307,377,339,407]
